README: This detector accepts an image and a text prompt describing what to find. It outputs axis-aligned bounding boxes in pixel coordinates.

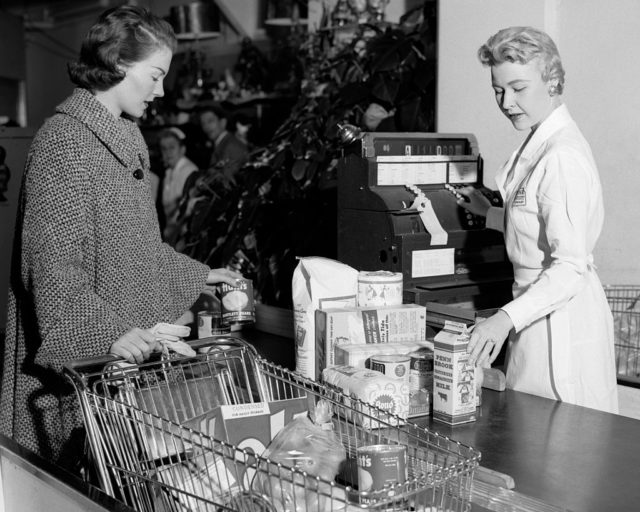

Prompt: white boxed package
[322,365,409,427]
[292,257,358,379]
[433,322,476,425]
[315,304,427,370]
[334,340,434,368]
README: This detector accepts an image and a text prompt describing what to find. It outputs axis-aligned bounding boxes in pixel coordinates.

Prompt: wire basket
[604,285,640,385]
[64,336,480,512]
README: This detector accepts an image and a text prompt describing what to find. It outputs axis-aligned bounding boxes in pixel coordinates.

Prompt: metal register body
[337,132,513,306]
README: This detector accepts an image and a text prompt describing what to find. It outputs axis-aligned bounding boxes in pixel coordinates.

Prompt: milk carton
[432,321,476,425]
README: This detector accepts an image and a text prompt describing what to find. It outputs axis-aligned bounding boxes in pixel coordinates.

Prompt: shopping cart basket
[64,336,480,511]
[604,285,640,385]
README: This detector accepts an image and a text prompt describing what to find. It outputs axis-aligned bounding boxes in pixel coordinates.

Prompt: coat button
[133,169,144,180]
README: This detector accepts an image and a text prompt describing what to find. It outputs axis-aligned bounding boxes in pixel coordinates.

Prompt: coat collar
[518,103,573,161]
[56,88,137,167]
[496,104,574,195]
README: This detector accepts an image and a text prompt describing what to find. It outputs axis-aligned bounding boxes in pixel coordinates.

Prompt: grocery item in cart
[357,444,408,502]
[323,365,410,427]
[253,400,346,512]
[292,257,358,379]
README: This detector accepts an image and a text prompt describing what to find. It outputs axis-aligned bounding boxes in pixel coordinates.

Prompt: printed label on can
[220,279,256,324]
[197,310,231,338]
[357,444,407,501]
[357,271,403,308]
[408,349,434,393]
[370,354,410,381]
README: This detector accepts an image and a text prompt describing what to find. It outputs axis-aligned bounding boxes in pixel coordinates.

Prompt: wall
[437,0,640,285]
[22,0,269,128]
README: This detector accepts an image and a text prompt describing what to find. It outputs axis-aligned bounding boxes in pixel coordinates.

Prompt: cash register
[337,131,513,307]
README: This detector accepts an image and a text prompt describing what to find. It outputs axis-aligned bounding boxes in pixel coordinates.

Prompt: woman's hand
[206,268,243,287]
[109,327,162,364]
[455,186,492,218]
[467,310,513,367]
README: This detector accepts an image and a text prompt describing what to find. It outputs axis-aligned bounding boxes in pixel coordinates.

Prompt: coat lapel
[56,88,136,168]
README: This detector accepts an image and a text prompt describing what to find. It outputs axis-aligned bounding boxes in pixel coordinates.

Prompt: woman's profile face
[112,46,172,118]
[490,58,558,132]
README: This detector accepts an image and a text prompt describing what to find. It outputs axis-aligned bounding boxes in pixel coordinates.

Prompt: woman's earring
[548,84,558,96]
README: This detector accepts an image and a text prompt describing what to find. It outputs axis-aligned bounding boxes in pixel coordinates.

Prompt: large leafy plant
[174,1,437,308]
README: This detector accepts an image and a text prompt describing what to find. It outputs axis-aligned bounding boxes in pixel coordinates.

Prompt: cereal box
[315,304,427,378]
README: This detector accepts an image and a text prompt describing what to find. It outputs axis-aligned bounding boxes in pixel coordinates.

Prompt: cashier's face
[491,58,560,132]
[111,46,172,119]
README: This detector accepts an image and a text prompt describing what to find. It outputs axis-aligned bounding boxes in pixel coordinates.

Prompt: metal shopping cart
[604,285,640,386]
[64,336,480,511]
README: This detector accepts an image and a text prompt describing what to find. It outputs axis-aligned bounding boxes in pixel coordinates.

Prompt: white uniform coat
[485,105,618,413]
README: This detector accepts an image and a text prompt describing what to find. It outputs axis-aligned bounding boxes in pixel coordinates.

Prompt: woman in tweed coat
[0,6,241,472]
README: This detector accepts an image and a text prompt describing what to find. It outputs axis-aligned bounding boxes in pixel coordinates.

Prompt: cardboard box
[334,340,433,368]
[432,322,476,425]
[315,304,427,377]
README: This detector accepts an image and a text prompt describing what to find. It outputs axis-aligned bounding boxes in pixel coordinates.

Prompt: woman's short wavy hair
[478,26,565,94]
[68,5,177,91]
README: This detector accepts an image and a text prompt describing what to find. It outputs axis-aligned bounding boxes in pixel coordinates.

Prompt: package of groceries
[323,366,410,427]
[292,257,358,379]
[253,400,347,512]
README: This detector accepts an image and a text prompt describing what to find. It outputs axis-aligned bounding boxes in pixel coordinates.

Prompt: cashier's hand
[206,268,243,287]
[455,186,492,218]
[468,310,513,367]
[109,328,162,364]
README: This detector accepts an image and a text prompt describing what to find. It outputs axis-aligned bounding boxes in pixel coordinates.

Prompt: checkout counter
[247,327,640,512]
[2,326,639,512]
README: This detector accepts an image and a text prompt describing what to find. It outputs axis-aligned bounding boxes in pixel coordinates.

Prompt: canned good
[357,271,403,308]
[357,444,407,500]
[197,310,231,338]
[370,354,410,382]
[219,279,255,324]
[408,348,434,393]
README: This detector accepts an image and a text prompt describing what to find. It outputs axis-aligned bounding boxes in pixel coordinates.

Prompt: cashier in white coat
[454,26,618,414]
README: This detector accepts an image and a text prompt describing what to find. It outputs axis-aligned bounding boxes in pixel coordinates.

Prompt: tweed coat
[0,88,210,467]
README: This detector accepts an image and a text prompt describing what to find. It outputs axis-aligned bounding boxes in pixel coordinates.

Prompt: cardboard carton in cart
[433,321,476,425]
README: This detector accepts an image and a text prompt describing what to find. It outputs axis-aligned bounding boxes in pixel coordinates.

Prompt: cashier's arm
[454,186,504,232]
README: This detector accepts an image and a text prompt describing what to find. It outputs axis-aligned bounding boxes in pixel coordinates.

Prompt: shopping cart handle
[63,334,260,382]
[190,334,260,357]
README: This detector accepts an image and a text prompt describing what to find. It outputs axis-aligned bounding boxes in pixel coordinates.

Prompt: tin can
[197,310,231,338]
[408,348,434,393]
[357,271,403,308]
[370,354,410,382]
[219,279,255,324]
[357,444,407,500]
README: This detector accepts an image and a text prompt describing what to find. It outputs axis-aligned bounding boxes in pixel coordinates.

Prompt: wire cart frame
[64,336,480,511]
[604,285,640,386]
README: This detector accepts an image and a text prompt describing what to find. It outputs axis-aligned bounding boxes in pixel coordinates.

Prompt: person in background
[453,26,618,413]
[198,102,249,184]
[0,5,241,473]
[154,127,198,245]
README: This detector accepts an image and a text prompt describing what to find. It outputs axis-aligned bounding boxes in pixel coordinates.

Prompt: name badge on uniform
[513,187,526,207]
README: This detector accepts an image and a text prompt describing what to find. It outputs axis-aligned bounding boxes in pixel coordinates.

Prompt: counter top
[421,388,640,512]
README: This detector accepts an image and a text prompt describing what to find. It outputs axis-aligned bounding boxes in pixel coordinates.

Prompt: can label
[197,311,231,338]
[357,271,403,308]
[370,354,410,381]
[408,349,434,393]
[219,279,255,324]
[357,444,407,501]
